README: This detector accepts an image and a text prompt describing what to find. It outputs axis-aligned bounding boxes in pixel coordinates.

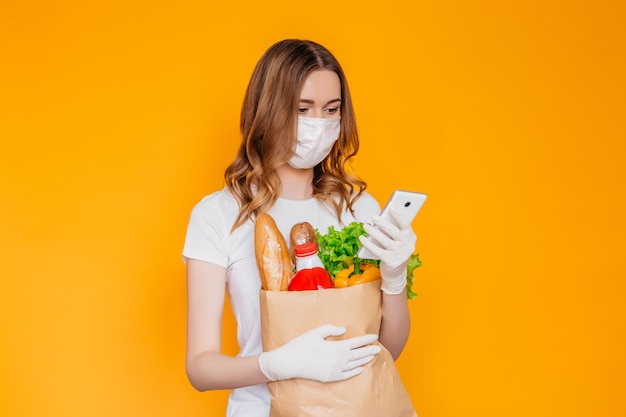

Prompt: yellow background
[1,1,625,416]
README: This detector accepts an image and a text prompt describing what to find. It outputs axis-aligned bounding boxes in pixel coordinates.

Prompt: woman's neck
[275,164,314,200]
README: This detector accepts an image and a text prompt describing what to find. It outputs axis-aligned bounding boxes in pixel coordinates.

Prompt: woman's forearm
[186,351,269,391]
[379,289,411,360]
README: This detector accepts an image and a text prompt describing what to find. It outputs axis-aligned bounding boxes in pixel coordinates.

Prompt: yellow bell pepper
[348,265,381,286]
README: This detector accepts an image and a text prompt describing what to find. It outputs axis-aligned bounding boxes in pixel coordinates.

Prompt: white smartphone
[357,190,427,260]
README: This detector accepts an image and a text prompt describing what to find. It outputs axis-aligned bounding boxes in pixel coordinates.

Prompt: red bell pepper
[287,267,334,291]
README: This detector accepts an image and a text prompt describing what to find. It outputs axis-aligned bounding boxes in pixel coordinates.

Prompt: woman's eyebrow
[299,98,342,105]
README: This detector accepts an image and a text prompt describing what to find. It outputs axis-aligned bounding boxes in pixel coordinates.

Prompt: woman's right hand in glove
[258,324,381,383]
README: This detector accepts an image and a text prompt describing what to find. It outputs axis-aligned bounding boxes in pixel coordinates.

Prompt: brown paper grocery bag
[259,280,416,417]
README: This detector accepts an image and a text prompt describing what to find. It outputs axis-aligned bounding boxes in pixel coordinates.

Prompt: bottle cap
[294,242,318,257]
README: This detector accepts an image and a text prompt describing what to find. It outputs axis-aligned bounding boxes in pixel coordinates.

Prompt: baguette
[254,213,292,291]
[289,221,317,264]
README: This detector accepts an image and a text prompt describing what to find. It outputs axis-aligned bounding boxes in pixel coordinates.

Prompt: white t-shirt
[182,187,381,417]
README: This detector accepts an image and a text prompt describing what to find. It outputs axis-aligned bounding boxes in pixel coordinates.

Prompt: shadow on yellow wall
[1,1,625,416]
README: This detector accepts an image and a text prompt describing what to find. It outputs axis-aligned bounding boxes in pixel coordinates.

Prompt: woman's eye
[298,107,309,114]
[325,107,339,114]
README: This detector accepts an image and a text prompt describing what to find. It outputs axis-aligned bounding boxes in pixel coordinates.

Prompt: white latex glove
[258,324,380,383]
[359,208,417,295]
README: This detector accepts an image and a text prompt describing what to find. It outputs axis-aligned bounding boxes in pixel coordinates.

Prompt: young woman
[183,39,416,417]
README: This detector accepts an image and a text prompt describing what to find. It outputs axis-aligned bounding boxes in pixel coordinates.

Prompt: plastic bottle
[288,242,334,291]
[294,242,325,270]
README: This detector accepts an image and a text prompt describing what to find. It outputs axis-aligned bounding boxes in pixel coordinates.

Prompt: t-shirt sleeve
[182,194,230,267]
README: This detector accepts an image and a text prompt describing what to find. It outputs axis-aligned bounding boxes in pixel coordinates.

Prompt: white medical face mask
[288,116,341,169]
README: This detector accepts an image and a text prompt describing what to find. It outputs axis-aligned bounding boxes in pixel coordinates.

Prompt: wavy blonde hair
[225,39,366,230]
